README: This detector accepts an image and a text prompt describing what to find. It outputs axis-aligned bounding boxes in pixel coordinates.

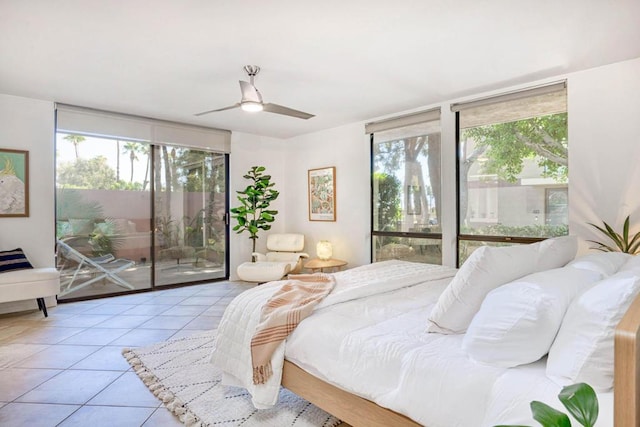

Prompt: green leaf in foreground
[530,401,571,427]
[558,383,598,427]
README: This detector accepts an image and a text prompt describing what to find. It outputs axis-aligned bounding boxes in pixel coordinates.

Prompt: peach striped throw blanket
[251,273,336,384]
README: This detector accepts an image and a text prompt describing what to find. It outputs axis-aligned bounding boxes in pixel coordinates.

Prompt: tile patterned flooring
[0,281,254,427]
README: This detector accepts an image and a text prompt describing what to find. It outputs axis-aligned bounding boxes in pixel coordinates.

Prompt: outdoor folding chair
[56,239,135,297]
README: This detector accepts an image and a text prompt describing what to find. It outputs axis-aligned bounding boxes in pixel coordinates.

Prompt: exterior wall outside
[465,182,567,229]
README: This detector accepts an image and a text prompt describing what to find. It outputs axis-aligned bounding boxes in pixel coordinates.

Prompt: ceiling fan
[195,65,315,120]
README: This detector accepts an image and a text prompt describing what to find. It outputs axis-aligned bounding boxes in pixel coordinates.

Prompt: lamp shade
[316,240,333,260]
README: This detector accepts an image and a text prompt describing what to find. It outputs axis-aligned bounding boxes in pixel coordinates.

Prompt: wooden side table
[305,258,347,273]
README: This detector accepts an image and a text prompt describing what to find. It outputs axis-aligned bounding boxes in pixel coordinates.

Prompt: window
[369,109,442,264]
[454,83,568,265]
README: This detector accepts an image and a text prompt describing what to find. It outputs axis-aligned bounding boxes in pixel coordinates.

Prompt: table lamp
[316,240,333,260]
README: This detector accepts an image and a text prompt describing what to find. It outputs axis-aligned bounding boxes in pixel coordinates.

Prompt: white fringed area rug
[122,331,341,427]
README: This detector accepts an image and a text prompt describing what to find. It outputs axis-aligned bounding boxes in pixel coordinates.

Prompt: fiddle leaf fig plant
[496,383,598,427]
[230,166,279,258]
[587,215,640,254]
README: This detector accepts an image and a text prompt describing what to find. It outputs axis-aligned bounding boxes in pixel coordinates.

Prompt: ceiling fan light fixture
[194,65,314,119]
[241,101,263,112]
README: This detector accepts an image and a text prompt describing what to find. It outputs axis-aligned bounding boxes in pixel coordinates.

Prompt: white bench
[0,268,60,317]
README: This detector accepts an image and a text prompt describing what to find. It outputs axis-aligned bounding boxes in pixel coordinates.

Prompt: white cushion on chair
[239,233,307,282]
[266,252,303,263]
[266,234,304,252]
[237,261,292,283]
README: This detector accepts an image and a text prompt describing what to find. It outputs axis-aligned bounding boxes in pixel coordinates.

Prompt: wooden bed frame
[280,293,640,427]
[615,292,640,426]
[282,360,420,427]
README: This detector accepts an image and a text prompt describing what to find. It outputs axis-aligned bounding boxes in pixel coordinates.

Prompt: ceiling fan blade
[239,80,263,103]
[262,103,315,120]
[194,103,240,116]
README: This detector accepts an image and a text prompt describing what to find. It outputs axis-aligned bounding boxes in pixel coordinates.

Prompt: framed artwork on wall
[0,148,29,217]
[308,166,336,221]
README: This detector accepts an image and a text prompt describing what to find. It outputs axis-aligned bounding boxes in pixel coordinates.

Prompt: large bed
[211,238,640,426]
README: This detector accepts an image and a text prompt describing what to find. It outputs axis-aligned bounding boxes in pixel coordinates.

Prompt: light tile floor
[0,280,254,427]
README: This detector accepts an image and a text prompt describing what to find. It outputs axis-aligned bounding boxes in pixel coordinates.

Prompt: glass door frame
[149,146,230,289]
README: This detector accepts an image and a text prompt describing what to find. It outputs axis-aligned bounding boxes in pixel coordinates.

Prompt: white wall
[568,58,640,254]
[276,57,640,269]
[0,94,55,265]
[229,132,288,279]
[0,94,55,313]
[282,123,371,269]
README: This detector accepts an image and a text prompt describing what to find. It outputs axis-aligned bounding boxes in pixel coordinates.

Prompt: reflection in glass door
[153,146,227,286]
[55,134,152,300]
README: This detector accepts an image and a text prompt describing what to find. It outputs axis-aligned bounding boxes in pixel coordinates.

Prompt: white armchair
[237,233,308,283]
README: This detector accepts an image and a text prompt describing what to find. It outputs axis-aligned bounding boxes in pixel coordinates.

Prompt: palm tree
[64,134,85,160]
[139,145,150,190]
[116,140,121,181]
[122,142,140,183]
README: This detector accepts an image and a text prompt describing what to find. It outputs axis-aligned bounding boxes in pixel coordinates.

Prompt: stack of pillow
[427,235,640,391]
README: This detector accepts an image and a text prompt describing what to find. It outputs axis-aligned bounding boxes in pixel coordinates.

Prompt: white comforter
[210,260,457,408]
[286,274,615,427]
[212,260,614,425]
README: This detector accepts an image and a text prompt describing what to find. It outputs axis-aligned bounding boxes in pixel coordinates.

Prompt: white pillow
[566,252,631,277]
[427,243,540,334]
[619,254,640,273]
[536,235,578,271]
[463,266,601,367]
[427,237,577,334]
[546,271,640,391]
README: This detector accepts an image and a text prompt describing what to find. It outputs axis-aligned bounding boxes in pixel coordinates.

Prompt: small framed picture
[308,166,336,222]
[0,148,29,217]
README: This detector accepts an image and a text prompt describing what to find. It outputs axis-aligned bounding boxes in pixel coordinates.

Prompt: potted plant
[588,215,640,254]
[230,166,279,259]
[498,382,598,427]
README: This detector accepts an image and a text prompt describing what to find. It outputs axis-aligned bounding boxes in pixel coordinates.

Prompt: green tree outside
[57,156,117,189]
[63,134,86,160]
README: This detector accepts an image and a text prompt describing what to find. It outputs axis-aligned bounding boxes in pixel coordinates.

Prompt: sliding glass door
[56,134,152,299]
[153,146,227,286]
[55,131,228,300]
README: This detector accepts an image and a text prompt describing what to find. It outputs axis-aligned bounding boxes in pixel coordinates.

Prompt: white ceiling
[1,0,639,139]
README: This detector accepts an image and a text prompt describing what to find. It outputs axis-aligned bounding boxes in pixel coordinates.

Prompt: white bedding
[286,274,614,427]
[210,260,457,408]
[211,259,614,425]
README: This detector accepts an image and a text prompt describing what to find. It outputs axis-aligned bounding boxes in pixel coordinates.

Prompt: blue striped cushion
[0,248,33,272]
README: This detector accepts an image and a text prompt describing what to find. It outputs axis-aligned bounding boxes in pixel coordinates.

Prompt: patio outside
[56,133,228,300]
